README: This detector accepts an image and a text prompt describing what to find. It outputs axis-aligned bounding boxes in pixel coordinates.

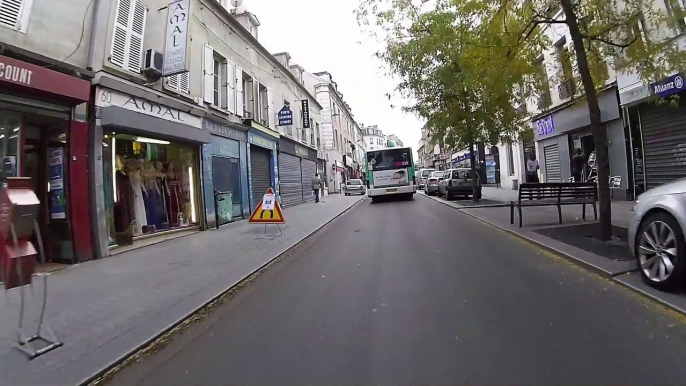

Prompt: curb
[418,193,630,279]
[79,197,366,386]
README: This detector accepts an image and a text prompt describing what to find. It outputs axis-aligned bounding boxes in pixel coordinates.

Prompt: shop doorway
[22,122,75,264]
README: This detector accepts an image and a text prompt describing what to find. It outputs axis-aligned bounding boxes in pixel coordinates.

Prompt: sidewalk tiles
[0,194,364,386]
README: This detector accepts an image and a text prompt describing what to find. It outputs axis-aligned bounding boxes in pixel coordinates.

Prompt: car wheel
[475,190,482,200]
[446,191,453,200]
[636,212,686,290]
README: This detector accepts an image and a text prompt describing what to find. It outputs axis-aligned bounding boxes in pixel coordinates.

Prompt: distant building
[363,125,387,151]
[387,134,404,147]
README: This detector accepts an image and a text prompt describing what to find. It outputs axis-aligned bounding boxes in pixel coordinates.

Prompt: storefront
[0,55,92,263]
[247,128,278,211]
[201,118,250,228]
[624,73,686,195]
[93,86,209,257]
[533,87,629,199]
[278,136,317,207]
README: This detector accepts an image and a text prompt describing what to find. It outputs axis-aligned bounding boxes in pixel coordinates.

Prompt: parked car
[418,168,435,189]
[425,171,445,196]
[438,168,482,200]
[629,178,686,290]
[344,179,366,196]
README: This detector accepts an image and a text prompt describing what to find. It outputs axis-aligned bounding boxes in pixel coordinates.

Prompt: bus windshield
[367,148,411,171]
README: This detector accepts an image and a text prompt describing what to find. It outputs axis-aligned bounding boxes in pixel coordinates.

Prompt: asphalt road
[111,194,686,385]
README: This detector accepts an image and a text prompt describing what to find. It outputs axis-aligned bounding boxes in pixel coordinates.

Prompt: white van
[417,168,435,190]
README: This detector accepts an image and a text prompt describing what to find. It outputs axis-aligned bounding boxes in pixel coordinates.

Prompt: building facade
[616,1,686,199]
[524,10,628,199]
[387,134,404,147]
[312,71,358,192]
[0,0,95,263]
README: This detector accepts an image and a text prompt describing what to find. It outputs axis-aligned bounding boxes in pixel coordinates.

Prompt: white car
[629,178,686,289]
[417,168,435,190]
[344,179,366,196]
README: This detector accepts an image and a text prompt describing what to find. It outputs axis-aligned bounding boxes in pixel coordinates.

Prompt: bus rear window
[367,149,411,171]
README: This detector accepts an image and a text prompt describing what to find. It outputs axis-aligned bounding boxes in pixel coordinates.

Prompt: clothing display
[107,136,198,240]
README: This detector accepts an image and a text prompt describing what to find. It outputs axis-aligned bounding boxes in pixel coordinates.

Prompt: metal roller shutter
[544,144,561,182]
[278,153,304,207]
[250,147,271,210]
[301,159,317,203]
[639,104,686,190]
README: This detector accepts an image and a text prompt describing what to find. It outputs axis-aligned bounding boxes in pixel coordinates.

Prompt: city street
[110,195,686,385]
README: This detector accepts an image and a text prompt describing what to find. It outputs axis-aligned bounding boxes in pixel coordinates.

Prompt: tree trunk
[560,0,612,241]
[469,138,479,202]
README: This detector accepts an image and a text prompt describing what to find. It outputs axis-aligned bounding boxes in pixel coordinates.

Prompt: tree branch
[587,35,638,49]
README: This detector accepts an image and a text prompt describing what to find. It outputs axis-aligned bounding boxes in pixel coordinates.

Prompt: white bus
[365,147,417,202]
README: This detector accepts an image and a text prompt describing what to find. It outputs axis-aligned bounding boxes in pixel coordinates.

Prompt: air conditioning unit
[143,49,163,78]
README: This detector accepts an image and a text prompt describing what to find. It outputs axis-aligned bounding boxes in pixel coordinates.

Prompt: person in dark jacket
[571,148,585,182]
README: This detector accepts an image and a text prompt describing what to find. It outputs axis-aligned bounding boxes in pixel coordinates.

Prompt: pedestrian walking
[311,173,322,203]
[571,148,585,183]
[526,152,540,183]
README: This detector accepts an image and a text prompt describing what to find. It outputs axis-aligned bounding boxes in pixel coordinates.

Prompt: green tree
[357,0,542,201]
[359,0,686,239]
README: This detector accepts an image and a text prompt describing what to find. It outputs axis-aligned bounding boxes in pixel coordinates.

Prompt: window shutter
[127,0,146,73]
[110,0,130,68]
[235,65,244,117]
[0,0,28,31]
[166,74,179,90]
[179,72,190,94]
[254,77,261,120]
[203,44,214,103]
[110,0,146,73]
[266,88,274,129]
[225,60,235,114]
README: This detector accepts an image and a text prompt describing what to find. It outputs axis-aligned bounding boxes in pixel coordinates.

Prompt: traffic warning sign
[249,187,285,224]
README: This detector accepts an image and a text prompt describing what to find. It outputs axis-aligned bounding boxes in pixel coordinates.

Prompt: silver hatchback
[629,178,686,289]
[344,179,366,196]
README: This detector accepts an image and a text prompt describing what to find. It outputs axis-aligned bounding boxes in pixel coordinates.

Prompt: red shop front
[0,55,92,263]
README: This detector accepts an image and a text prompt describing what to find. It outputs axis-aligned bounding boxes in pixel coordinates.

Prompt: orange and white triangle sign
[249,187,285,224]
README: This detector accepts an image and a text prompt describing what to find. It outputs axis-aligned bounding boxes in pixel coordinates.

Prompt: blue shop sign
[453,151,477,162]
[535,116,554,136]
[277,105,293,126]
[650,73,686,98]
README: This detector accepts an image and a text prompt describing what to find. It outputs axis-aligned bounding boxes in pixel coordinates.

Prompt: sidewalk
[0,195,364,386]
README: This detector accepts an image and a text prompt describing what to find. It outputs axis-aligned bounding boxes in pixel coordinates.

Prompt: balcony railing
[558,78,576,100]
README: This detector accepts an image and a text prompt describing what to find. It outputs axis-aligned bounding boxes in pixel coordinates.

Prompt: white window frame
[0,0,33,33]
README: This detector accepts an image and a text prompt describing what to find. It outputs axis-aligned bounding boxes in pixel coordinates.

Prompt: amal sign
[535,116,555,137]
[650,73,686,98]
[95,87,202,128]
[163,0,191,76]
[278,105,293,126]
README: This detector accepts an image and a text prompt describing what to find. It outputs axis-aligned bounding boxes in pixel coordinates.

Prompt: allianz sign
[651,74,685,98]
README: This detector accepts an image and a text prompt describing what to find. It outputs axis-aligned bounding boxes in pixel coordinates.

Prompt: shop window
[0,111,20,181]
[0,0,32,32]
[103,133,200,248]
[110,0,147,73]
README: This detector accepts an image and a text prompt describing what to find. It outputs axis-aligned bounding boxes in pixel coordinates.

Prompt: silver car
[344,179,366,196]
[629,178,686,289]
[425,171,445,196]
[417,168,435,189]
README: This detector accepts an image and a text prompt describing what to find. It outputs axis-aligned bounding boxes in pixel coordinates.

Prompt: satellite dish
[230,0,243,7]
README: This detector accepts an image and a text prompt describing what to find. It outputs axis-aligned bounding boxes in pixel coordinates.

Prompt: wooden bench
[510,182,597,227]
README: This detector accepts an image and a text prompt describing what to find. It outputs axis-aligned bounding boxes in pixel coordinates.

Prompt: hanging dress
[129,171,148,235]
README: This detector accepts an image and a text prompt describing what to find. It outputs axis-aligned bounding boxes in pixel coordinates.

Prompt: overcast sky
[244,0,424,155]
